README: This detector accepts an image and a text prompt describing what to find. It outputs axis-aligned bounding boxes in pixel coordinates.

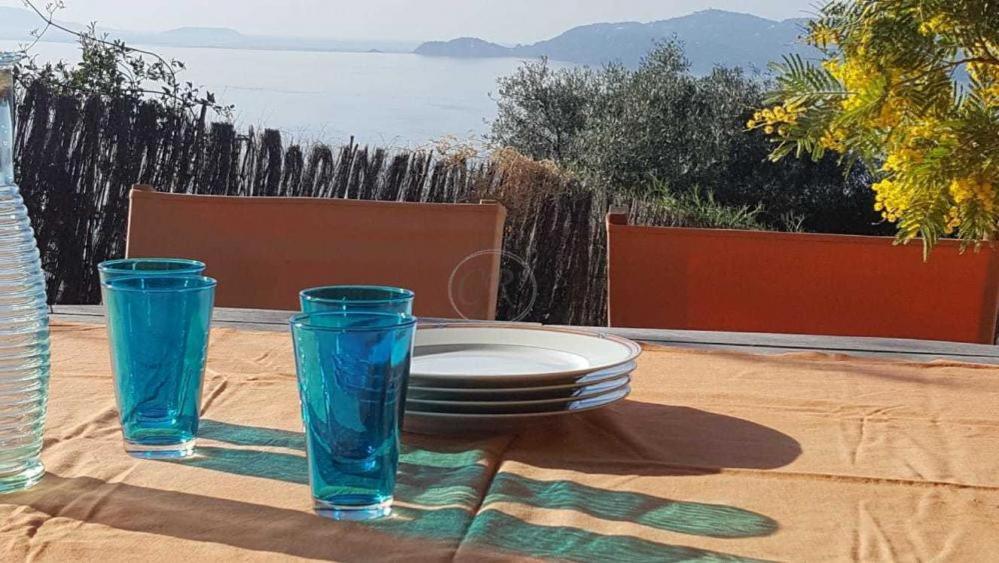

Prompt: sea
[0,40,567,148]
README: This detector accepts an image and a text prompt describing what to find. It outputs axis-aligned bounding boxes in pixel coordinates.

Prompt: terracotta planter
[125,187,507,319]
[607,212,999,344]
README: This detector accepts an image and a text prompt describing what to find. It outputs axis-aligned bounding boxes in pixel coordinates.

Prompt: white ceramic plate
[406,376,630,413]
[409,361,637,399]
[403,385,630,435]
[411,324,641,387]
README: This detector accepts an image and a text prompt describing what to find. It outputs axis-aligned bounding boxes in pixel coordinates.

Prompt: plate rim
[407,376,631,409]
[404,385,631,419]
[409,361,637,393]
[412,323,642,383]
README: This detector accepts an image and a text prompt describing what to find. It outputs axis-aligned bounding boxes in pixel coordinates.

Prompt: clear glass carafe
[0,52,50,493]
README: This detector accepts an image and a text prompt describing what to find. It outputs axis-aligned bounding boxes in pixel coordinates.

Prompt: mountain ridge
[0,7,418,53]
[415,9,816,73]
[0,6,815,69]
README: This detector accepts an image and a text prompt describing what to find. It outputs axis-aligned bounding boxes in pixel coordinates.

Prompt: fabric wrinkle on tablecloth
[0,321,997,562]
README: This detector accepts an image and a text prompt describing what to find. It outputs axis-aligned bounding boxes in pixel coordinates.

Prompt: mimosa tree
[750,0,998,250]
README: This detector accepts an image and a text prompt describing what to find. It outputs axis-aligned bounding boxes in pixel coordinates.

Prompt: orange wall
[126,189,506,319]
[607,222,999,343]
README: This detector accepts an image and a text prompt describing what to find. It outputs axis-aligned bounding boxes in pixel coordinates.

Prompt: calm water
[1,40,563,147]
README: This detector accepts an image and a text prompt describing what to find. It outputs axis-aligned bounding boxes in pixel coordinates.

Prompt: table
[2,308,998,561]
[51,305,999,364]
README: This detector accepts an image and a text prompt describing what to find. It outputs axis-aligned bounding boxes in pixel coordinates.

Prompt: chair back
[126,187,507,319]
[606,211,999,344]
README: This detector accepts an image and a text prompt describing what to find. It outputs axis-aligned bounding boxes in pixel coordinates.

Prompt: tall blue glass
[101,276,216,459]
[290,311,416,520]
[98,258,206,284]
[299,286,415,315]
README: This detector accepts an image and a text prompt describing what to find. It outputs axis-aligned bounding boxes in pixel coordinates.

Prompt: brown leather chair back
[126,187,507,319]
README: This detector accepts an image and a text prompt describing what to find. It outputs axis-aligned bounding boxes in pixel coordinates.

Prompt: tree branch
[20,0,179,86]
[895,56,999,87]
[17,0,231,118]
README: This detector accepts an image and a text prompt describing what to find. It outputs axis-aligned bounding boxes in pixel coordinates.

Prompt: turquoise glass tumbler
[101,276,216,459]
[290,311,417,520]
[98,258,206,284]
[299,286,414,315]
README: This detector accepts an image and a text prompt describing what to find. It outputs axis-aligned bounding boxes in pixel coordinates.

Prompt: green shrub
[491,41,890,235]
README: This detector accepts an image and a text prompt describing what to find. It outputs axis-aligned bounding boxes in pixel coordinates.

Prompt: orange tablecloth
[2,322,998,561]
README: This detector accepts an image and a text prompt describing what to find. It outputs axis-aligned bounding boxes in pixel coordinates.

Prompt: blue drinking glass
[101,276,216,459]
[289,311,417,520]
[98,258,206,284]
[299,286,415,315]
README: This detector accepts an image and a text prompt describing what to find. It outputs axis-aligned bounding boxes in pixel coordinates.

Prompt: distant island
[414,9,817,74]
[117,27,419,54]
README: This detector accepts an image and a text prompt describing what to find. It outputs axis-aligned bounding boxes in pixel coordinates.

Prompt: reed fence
[14,83,693,325]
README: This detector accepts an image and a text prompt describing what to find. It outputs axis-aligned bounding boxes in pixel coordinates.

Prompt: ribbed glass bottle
[0,52,50,494]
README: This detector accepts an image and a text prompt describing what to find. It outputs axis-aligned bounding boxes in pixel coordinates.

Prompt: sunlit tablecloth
[2,322,998,561]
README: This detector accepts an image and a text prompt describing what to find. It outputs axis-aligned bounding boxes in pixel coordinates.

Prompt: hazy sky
[2,0,819,43]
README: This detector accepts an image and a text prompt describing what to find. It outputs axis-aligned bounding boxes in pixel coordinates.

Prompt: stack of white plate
[404,324,642,435]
